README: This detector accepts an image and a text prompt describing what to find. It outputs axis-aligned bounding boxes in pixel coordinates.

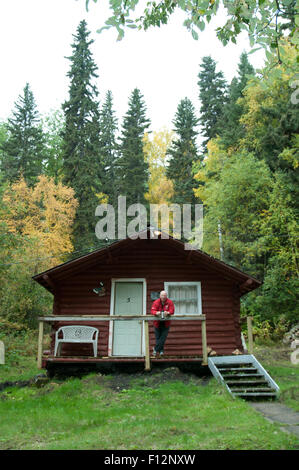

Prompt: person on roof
[150,290,175,357]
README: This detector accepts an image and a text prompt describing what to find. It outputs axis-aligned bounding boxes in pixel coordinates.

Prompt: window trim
[164,281,202,315]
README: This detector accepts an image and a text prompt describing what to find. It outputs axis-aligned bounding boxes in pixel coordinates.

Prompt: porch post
[144,320,151,371]
[201,317,208,365]
[247,316,254,354]
[37,320,44,369]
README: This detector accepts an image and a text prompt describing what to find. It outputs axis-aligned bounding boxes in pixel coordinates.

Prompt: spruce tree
[219,53,255,149]
[61,20,103,252]
[118,88,150,207]
[99,90,118,208]
[237,52,255,92]
[197,56,227,151]
[0,83,45,187]
[42,109,65,183]
[166,98,199,209]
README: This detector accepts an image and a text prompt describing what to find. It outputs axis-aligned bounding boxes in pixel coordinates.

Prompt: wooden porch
[37,314,208,371]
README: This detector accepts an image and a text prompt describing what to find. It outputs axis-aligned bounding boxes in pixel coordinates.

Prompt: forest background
[0,0,298,340]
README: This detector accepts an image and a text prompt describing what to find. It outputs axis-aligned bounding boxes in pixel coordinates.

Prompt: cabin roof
[32,227,262,296]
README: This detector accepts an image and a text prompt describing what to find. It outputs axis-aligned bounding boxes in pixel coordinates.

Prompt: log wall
[49,239,242,356]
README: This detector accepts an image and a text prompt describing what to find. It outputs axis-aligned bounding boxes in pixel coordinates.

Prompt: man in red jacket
[151,290,175,357]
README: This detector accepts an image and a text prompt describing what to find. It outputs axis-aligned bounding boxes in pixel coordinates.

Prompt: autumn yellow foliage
[193,137,229,202]
[2,174,78,268]
[143,129,175,202]
[143,128,176,230]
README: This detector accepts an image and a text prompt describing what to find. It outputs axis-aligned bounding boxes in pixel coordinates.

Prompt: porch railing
[37,314,208,370]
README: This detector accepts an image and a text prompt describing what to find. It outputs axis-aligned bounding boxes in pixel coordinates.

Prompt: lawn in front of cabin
[0,333,298,450]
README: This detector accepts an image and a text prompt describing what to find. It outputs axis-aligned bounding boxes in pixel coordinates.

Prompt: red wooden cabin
[32,228,261,371]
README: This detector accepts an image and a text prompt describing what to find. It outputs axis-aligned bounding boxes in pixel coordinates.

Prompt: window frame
[164,281,202,315]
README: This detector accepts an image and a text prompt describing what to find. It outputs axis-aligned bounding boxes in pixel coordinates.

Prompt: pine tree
[118,88,150,207]
[99,90,118,208]
[61,20,103,252]
[220,53,255,149]
[0,83,45,187]
[166,98,199,209]
[197,56,227,151]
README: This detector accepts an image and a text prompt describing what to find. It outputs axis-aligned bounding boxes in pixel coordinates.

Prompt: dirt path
[250,402,299,439]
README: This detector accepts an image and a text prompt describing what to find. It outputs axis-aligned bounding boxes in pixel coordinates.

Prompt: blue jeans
[154,324,170,353]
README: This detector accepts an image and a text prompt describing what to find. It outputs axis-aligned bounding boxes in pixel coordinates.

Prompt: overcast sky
[0,0,266,137]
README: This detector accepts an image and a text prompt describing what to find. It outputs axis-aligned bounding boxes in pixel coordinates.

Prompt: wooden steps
[208,354,280,400]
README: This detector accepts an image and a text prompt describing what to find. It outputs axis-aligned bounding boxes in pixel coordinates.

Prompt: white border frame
[108,278,147,357]
[164,281,202,315]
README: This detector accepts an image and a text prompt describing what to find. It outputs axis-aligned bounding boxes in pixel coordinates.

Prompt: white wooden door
[112,282,143,356]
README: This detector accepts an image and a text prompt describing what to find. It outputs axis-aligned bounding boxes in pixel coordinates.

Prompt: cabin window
[164,282,202,315]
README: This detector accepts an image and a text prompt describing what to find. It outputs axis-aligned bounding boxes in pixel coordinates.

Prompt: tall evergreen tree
[237,52,255,92]
[0,122,9,174]
[99,90,118,208]
[118,88,150,207]
[42,109,65,183]
[220,52,255,149]
[61,20,103,252]
[166,97,199,209]
[197,56,227,151]
[0,83,45,187]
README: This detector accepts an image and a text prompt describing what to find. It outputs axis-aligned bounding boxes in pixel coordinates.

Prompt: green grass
[267,365,299,412]
[0,373,298,450]
[254,345,299,412]
[0,331,46,382]
[0,334,298,450]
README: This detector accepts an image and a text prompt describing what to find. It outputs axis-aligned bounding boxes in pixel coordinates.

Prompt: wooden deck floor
[44,355,203,362]
[43,355,204,368]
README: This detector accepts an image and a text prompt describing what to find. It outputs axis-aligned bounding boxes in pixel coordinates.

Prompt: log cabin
[32,227,262,372]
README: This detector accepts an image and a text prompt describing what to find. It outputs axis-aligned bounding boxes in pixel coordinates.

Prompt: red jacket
[151,297,175,328]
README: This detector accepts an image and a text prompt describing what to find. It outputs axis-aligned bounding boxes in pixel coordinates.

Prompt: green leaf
[191,29,199,40]
[183,18,192,28]
[290,34,299,45]
[105,16,118,27]
[116,28,125,41]
[234,23,241,34]
[97,26,111,34]
[248,47,262,54]
[110,0,122,8]
[265,49,273,61]
[86,0,98,10]
[177,0,186,8]
[198,20,205,32]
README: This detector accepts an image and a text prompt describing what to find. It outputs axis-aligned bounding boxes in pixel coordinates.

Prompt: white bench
[54,325,99,357]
